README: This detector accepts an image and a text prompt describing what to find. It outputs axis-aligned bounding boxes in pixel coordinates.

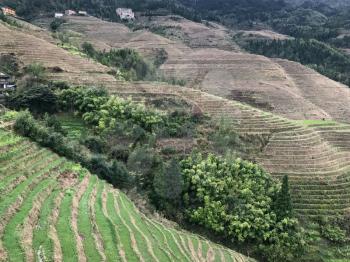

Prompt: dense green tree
[153,159,184,201]
[274,175,293,220]
[181,153,308,261]
[7,85,58,114]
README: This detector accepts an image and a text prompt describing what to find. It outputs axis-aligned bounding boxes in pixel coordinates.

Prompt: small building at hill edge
[1,6,16,16]
[54,12,64,18]
[78,11,88,16]
[65,10,76,16]
[0,73,16,90]
[116,8,135,20]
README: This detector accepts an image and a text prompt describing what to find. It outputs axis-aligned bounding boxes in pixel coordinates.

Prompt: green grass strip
[143,218,182,261]
[119,193,171,262]
[0,152,57,193]
[94,181,121,261]
[107,192,139,261]
[78,175,102,262]
[3,178,55,262]
[0,141,29,163]
[0,158,64,216]
[0,147,46,174]
[33,189,60,262]
[0,132,22,147]
[56,189,79,262]
[116,194,155,261]
[146,219,192,262]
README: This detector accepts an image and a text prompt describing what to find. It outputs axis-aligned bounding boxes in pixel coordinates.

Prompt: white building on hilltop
[116,8,135,20]
[54,13,64,18]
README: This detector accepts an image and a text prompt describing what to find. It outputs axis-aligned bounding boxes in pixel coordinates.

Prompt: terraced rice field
[0,128,252,262]
[109,81,350,218]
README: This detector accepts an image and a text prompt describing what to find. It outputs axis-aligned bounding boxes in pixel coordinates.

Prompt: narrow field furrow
[0,141,31,163]
[152,220,193,261]
[78,175,102,262]
[0,158,64,213]
[2,178,56,261]
[206,245,216,262]
[143,218,180,261]
[116,194,156,261]
[89,183,107,261]
[186,235,201,262]
[0,153,60,197]
[21,184,57,262]
[49,192,64,262]
[108,191,140,261]
[94,181,121,261]
[144,217,190,261]
[0,157,64,218]
[118,193,170,262]
[33,189,60,262]
[56,188,80,261]
[101,187,126,262]
[179,233,200,262]
[0,147,47,175]
[71,174,90,262]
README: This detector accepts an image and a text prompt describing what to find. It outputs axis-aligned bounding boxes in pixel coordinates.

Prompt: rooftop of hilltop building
[0,6,16,16]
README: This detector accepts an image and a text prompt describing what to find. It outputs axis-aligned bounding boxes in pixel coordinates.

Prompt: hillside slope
[54,15,350,122]
[2,16,350,218]
[0,124,252,262]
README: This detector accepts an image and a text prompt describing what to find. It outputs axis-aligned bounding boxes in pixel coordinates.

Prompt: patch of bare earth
[90,184,106,261]
[48,192,64,262]
[21,185,55,262]
[71,175,90,262]
[206,246,215,262]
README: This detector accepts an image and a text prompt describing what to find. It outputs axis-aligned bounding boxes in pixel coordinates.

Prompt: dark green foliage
[181,153,308,261]
[321,224,347,243]
[81,42,154,80]
[274,175,293,220]
[0,54,20,76]
[244,39,350,87]
[44,113,67,135]
[13,111,132,189]
[127,146,162,189]
[153,159,183,201]
[82,135,107,154]
[50,18,66,32]
[7,85,58,114]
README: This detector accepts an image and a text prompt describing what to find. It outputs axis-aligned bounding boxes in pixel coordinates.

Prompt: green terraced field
[0,128,253,262]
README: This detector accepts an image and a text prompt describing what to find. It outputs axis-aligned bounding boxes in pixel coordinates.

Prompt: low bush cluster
[14,111,132,188]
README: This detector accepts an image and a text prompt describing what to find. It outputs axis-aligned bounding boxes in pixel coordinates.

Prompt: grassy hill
[0,122,253,262]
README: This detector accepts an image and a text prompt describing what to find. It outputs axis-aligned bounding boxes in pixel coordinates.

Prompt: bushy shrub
[7,85,58,114]
[181,153,308,261]
[321,224,348,243]
[50,18,66,32]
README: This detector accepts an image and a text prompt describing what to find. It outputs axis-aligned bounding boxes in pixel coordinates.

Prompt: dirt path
[186,236,200,262]
[90,184,107,261]
[206,245,215,262]
[48,192,64,262]
[71,175,90,262]
[21,185,55,262]
[197,238,204,261]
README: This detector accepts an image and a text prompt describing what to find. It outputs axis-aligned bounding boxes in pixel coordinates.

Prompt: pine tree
[275,175,293,220]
